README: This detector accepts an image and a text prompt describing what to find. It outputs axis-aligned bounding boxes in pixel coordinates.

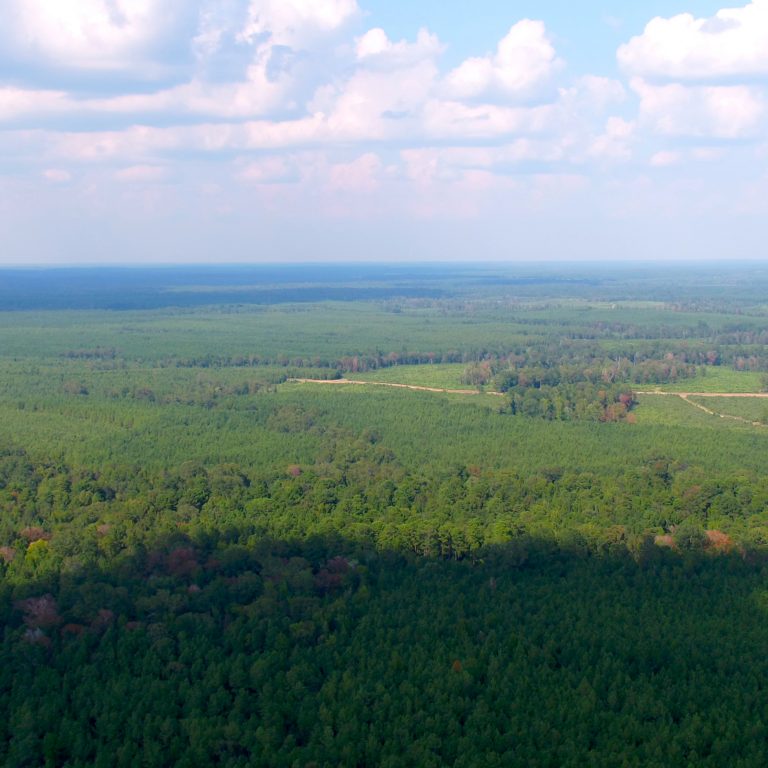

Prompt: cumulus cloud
[308,37,439,141]
[238,0,359,48]
[616,3,768,143]
[7,2,746,234]
[0,87,71,122]
[2,3,767,264]
[96,50,292,120]
[0,80,291,125]
[632,78,765,138]
[421,99,557,142]
[588,117,635,160]
[1,0,192,75]
[0,9,577,157]
[618,1,768,81]
[356,28,442,67]
[444,20,560,102]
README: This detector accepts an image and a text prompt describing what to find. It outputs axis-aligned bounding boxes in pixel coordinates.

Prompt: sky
[1,0,767,264]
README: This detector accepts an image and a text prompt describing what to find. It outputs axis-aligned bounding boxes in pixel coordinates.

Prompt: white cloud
[0,10,582,163]
[239,0,359,48]
[421,99,557,141]
[1,0,189,72]
[0,87,70,121]
[588,117,635,160]
[618,1,768,80]
[98,50,291,120]
[356,28,443,67]
[632,78,765,138]
[308,54,439,141]
[4,4,721,224]
[2,90,576,170]
[444,20,560,102]
[356,28,390,59]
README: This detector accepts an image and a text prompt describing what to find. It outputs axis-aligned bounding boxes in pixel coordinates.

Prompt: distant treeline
[129,347,768,374]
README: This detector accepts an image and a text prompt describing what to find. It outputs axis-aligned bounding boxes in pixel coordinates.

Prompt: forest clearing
[289,377,505,396]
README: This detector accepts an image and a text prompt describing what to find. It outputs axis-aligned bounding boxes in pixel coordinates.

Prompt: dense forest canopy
[2,263,768,765]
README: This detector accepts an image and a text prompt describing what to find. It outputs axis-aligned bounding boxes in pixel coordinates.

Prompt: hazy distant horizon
[2,258,768,270]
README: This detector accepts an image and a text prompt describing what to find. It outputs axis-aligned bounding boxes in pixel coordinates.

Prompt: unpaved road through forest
[289,378,505,396]
[636,392,768,398]
[291,380,768,426]
[294,380,768,401]
[636,390,768,427]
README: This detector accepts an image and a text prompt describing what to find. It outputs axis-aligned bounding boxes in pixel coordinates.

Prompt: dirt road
[289,378,505,396]
[636,390,768,427]
[289,380,767,425]
[636,391,768,398]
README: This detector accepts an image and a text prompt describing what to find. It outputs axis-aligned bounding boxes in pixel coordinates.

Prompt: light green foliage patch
[661,368,764,393]
[688,396,768,424]
[349,363,469,388]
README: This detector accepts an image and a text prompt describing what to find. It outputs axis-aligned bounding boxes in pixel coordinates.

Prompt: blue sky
[364,2,726,72]
[0,0,766,264]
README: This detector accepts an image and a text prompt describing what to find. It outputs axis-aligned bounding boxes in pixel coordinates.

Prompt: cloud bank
[0,0,767,262]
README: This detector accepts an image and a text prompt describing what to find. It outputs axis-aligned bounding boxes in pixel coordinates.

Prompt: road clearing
[289,378,505,396]
[636,390,768,427]
[291,381,767,425]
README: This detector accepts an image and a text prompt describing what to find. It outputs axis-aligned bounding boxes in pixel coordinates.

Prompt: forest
[3,263,768,766]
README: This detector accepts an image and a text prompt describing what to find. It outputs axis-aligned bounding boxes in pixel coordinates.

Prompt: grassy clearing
[633,393,733,429]
[658,368,764,393]
[633,392,768,432]
[688,396,768,424]
[351,364,469,389]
